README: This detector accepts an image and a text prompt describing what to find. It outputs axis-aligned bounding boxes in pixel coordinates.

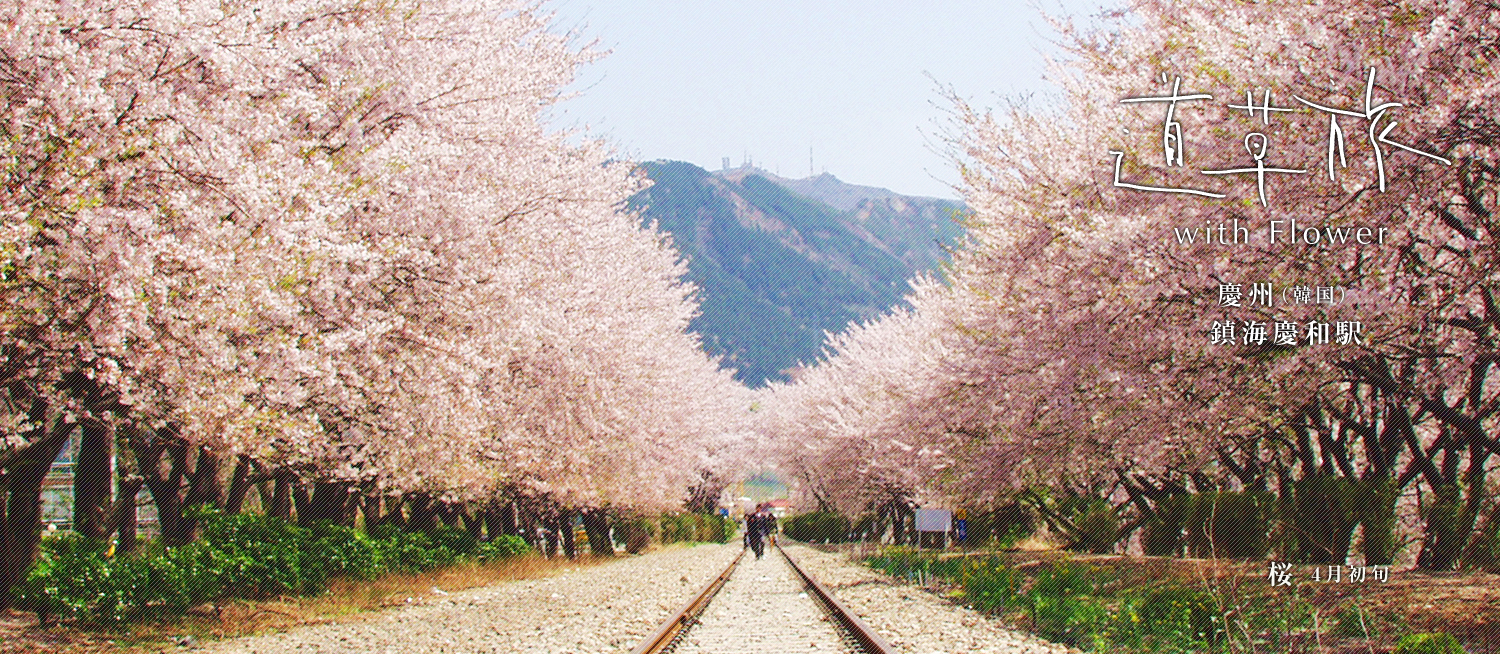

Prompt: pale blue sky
[544,0,1115,200]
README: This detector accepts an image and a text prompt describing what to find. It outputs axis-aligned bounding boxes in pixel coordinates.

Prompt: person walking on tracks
[745,504,776,559]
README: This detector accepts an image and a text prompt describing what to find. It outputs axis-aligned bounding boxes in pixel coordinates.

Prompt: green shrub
[783,511,851,543]
[191,511,316,597]
[1183,491,1273,559]
[15,511,535,626]
[1131,586,1224,644]
[659,514,688,543]
[426,524,479,556]
[651,513,733,544]
[704,514,735,543]
[1287,474,1359,563]
[1070,508,1120,554]
[617,518,652,553]
[15,534,117,624]
[1358,478,1402,566]
[865,546,933,578]
[1330,606,1380,638]
[996,511,1034,548]
[1394,632,1468,654]
[1142,495,1188,557]
[476,534,532,560]
[308,522,384,581]
[375,530,455,572]
[1026,563,1109,646]
[957,557,1023,612]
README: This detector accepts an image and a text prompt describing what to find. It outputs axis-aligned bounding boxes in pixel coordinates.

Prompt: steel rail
[629,547,745,654]
[777,542,898,654]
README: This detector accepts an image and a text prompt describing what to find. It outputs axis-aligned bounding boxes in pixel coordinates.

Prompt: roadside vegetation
[863,544,1495,654]
[3,509,735,653]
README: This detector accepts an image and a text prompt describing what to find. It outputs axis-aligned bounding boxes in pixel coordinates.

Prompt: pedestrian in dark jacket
[746,506,770,559]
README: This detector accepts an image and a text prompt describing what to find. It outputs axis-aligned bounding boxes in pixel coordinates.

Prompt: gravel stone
[673,551,846,653]
[199,543,741,654]
[782,544,1079,654]
[197,542,1077,654]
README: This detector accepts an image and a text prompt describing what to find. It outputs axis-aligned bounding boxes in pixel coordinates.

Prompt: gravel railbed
[673,551,847,653]
[782,543,1078,654]
[199,543,741,654]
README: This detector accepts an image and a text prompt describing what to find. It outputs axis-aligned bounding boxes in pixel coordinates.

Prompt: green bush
[658,513,694,543]
[1070,508,1120,554]
[783,511,851,543]
[617,518,652,553]
[1394,632,1468,654]
[426,524,479,557]
[653,513,734,544]
[865,546,933,578]
[1131,586,1224,644]
[308,522,384,581]
[190,511,318,597]
[476,534,532,560]
[1330,606,1381,638]
[864,546,968,582]
[1358,478,1402,565]
[374,530,456,572]
[991,504,1036,549]
[1183,491,1273,559]
[15,534,120,624]
[1026,563,1109,646]
[14,511,528,626]
[956,556,1024,612]
[1287,474,1359,563]
[1142,495,1188,556]
[703,514,735,543]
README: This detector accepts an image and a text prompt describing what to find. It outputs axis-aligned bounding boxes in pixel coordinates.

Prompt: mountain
[628,160,966,387]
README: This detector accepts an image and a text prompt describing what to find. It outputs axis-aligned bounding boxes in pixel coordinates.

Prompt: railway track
[631,542,896,654]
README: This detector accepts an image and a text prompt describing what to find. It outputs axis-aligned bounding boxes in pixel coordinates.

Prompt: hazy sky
[544,0,1116,200]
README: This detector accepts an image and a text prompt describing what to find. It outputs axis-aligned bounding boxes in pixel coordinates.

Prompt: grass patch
[862,547,1498,653]
[4,550,619,653]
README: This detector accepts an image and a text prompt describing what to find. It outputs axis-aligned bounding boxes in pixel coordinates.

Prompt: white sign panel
[914,508,952,533]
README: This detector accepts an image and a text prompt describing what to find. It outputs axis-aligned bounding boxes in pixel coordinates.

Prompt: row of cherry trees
[768,0,1500,570]
[0,0,753,605]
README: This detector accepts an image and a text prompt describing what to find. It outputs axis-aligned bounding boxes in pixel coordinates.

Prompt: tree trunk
[503,501,520,536]
[0,422,71,611]
[300,480,350,526]
[482,502,506,539]
[543,512,560,557]
[72,417,112,540]
[460,506,484,540]
[360,492,383,528]
[1418,442,1490,570]
[181,445,223,522]
[519,503,540,551]
[560,512,577,559]
[134,432,224,546]
[269,470,295,520]
[113,471,140,556]
[582,509,614,556]
[438,502,463,529]
[292,480,312,524]
[407,494,439,532]
[224,455,253,515]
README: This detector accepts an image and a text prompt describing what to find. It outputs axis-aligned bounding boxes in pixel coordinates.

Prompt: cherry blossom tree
[0,0,754,600]
[771,0,1500,563]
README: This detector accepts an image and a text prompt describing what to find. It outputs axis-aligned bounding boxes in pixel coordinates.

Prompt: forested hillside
[630,161,965,385]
